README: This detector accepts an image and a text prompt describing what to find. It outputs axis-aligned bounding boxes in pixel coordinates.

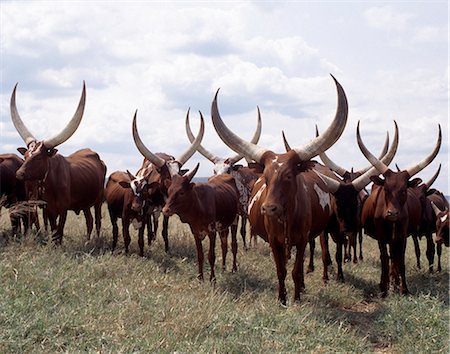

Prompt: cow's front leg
[271,240,287,305]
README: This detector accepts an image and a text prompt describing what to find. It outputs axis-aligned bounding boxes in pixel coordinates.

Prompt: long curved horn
[355,131,389,175]
[352,121,399,190]
[132,110,166,169]
[406,125,442,177]
[431,201,443,216]
[292,75,348,160]
[10,83,37,146]
[211,89,269,164]
[43,82,87,149]
[313,170,341,193]
[212,75,348,163]
[424,163,441,189]
[176,110,205,167]
[228,106,262,165]
[186,108,221,163]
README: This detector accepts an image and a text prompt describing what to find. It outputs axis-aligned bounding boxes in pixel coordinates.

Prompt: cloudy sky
[1,1,448,193]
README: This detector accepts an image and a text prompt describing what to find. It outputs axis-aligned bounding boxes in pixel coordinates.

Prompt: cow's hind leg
[230,223,238,273]
[194,235,204,281]
[292,240,307,302]
[425,231,435,273]
[208,232,217,282]
[437,243,442,272]
[307,238,315,273]
[219,229,228,271]
[162,215,170,253]
[94,202,102,237]
[83,209,94,240]
[412,234,421,269]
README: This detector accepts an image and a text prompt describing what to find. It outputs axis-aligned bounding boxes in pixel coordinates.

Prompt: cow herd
[1,76,448,305]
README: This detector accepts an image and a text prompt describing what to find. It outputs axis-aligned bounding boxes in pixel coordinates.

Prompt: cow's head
[357,121,441,222]
[118,170,157,214]
[11,82,86,182]
[162,163,199,217]
[132,109,204,200]
[431,202,449,247]
[211,75,348,223]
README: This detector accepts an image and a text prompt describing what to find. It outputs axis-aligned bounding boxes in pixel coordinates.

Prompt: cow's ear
[408,178,422,188]
[248,162,264,173]
[426,188,437,196]
[17,147,27,156]
[119,181,131,189]
[297,160,315,173]
[370,176,385,186]
[180,169,189,176]
[47,148,58,157]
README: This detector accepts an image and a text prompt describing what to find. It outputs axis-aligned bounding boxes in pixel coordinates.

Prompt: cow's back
[66,149,106,210]
[208,174,239,228]
[105,171,129,218]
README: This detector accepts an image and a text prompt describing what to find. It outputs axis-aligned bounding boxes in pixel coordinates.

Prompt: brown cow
[132,109,205,253]
[211,75,348,304]
[429,190,449,271]
[314,128,391,263]
[11,82,107,243]
[359,122,441,296]
[0,153,39,235]
[401,165,441,272]
[310,123,398,273]
[162,163,239,281]
[105,170,156,256]
[185,108,262,249]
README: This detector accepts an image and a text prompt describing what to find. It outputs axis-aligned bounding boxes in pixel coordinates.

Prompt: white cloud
[364,5,414,32]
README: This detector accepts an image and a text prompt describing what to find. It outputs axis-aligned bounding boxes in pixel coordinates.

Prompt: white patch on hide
[248,183,266,214]
[441,214,448,223]
[313,183,330,211]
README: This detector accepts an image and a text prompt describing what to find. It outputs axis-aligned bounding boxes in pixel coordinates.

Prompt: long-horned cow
[185,108,262,249]
[131,109,205,253]
[10,82,107,243]
[211,75,348,304]
[358,122,441,296]
[311,126,395,264]
[162,163,239,281]
[429,188,449,271]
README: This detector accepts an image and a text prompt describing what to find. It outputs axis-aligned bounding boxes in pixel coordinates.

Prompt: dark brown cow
[359,122,441,296]
[105,170,156,256]
[185,108,262,249]
[132,109,205,253]
[402,165,441,272]
[10,82,107,243]
[162,164,239,281]
[0,153,39,234]
[310,123,398,276]
[314,128,391,263]
[211,75,348,304]
[429,190,449,271]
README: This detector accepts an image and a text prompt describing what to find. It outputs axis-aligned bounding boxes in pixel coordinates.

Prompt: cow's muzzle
[385,209,399,221]
[261,203,282,218]
[162,206,173,217]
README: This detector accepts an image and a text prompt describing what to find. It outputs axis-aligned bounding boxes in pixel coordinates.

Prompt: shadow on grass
[407,269,450,305]
[219,267,277,298]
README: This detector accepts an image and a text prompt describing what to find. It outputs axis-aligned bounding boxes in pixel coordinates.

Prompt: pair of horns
[11,82,86,149]
[132,109,205,174]
[211,75,348,164]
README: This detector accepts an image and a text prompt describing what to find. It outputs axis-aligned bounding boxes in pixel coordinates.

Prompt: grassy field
[0,205,449,353]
